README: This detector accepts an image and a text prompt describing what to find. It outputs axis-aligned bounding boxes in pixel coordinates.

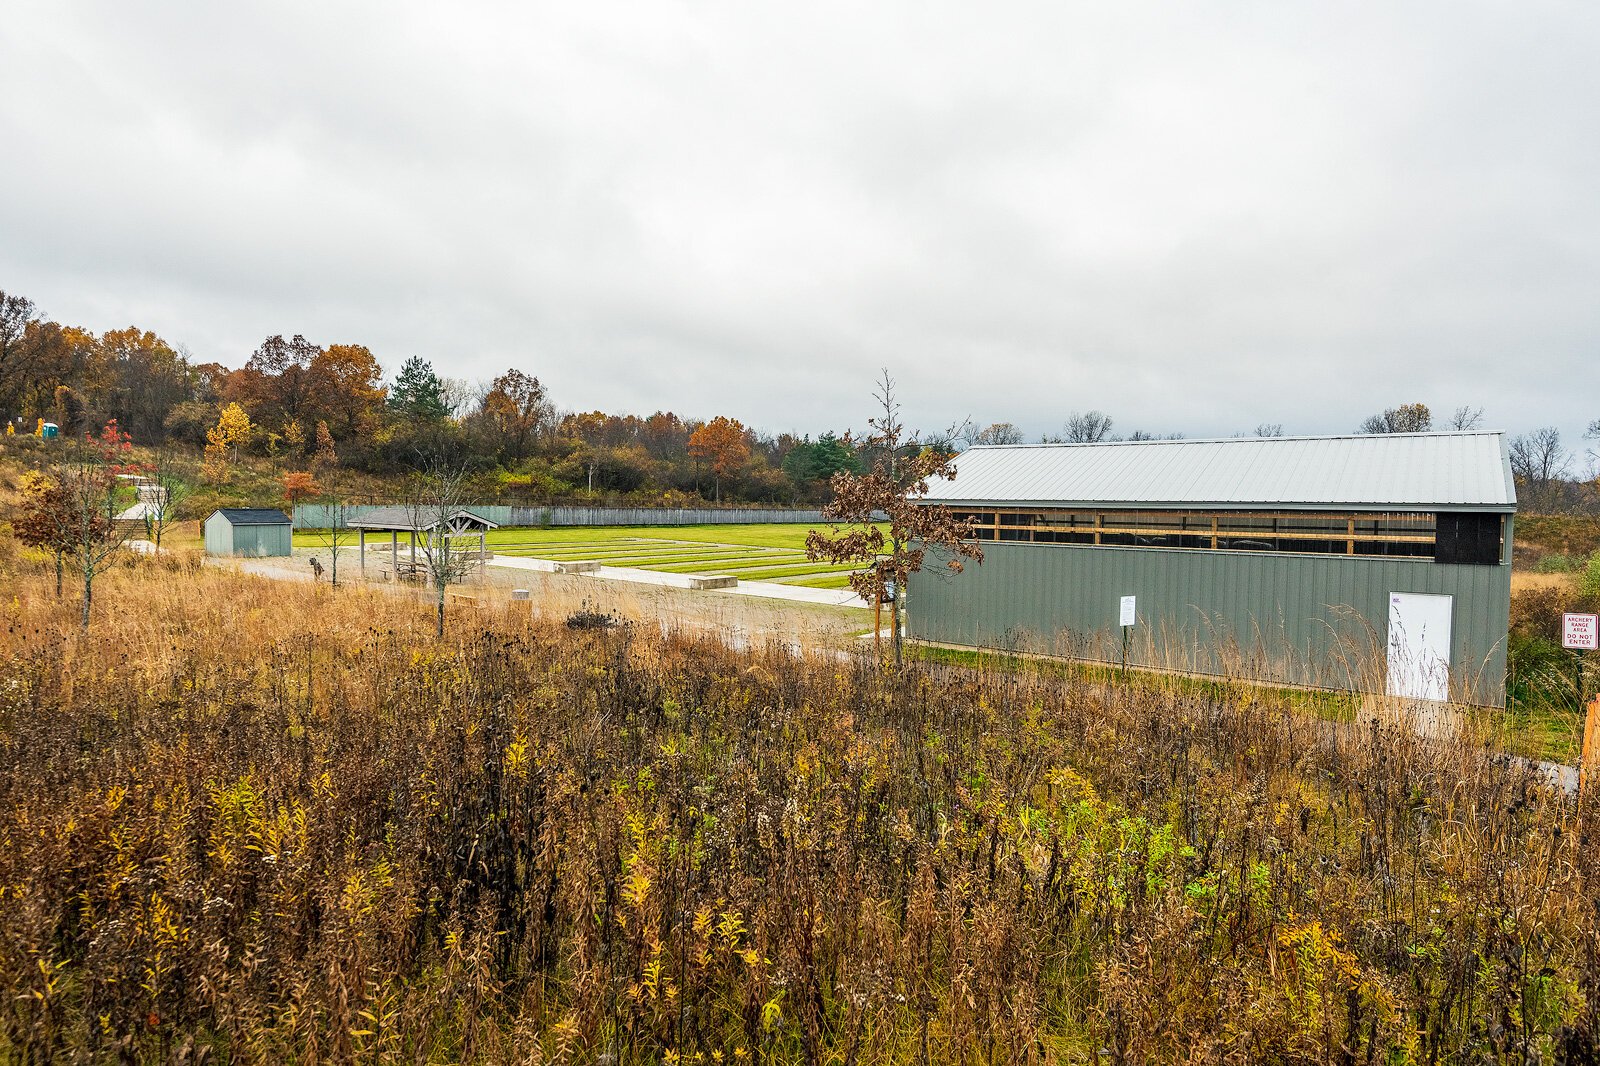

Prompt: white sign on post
[1564,613,1599,651]
[1119,595,1137,628]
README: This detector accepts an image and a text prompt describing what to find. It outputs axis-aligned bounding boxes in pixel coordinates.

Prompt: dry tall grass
[1,558,1597,1063]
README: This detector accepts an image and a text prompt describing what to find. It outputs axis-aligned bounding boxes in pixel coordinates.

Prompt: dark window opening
[1434,511,1502,565]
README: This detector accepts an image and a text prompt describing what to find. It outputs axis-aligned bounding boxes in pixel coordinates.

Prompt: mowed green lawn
[294,523,880,591]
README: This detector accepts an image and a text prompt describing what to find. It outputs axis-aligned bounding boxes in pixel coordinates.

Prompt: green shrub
[1510,585,1571,641]
[1580,551,1600,605]
[1534,552,1581,573]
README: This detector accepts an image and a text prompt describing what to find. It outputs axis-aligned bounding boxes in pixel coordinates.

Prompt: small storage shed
[204,508,294,557]
[912,431,1516,706]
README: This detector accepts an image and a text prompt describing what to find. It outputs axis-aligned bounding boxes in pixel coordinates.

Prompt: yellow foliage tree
[203,402,255,483]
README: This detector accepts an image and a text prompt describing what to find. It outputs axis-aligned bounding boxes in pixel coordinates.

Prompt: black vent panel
[1435,512,1501,565]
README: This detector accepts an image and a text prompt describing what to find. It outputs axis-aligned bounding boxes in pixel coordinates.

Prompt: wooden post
[359,528,366,574]
[873,559,883,660]
[1580,695,1600,797]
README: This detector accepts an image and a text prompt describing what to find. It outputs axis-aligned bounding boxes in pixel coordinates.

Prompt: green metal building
[910,432,1516,705]
[204,508,293,558]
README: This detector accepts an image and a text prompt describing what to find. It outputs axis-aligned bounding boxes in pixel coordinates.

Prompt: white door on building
[1385,592,1454,702]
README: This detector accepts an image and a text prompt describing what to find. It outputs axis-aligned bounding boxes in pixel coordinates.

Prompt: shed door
[1386,592,1453,702]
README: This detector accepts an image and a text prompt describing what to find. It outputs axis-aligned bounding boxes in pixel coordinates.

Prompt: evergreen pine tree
[388,356,449,422]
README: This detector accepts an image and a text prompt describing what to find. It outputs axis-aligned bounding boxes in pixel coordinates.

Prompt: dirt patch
[234,550,867,650]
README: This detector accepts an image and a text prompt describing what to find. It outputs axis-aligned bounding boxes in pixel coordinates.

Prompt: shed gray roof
[212,508,292,526]
[922,431,1516,512]
[345,506,500,531]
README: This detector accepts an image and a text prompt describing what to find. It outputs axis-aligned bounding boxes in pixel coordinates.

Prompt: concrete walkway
[487,555,867,608]
[719,579,866,608]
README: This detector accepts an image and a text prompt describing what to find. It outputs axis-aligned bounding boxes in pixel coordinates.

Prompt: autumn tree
[0,294,120,426]
[688,416,749,503]
[100,327,189,441]
[806,371,984,667]
[52,384,90,436]
[230,334,321,428]
[479,369,550,459]
[312,420,338,467]
[14,470,76,596]
[281,470,322,508]
[202,402,255,483]
[0,290,43,415]
[1357,403,1432,434]
[310,343,386,438]
[56,421,141,629]
[968,422,1025,446]
[163,400,219,445]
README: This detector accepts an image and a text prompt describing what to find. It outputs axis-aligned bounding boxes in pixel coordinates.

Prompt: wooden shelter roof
[345,506,500,532]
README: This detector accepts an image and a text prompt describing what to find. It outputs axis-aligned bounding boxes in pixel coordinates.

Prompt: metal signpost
[1564,612,1598,708]
[1119,595,1136,676]
[1570,614,1600,796]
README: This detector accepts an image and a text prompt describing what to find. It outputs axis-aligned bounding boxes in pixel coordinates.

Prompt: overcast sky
[2,2,1596,453]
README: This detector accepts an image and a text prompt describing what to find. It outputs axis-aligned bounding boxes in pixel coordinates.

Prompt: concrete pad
[591,565,726,590]
[485,556,867,607]
[490,557,559,572]
[490,556,601,574]
[718,580,868,608]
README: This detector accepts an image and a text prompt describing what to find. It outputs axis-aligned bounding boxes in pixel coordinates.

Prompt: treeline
[0,289,863,505]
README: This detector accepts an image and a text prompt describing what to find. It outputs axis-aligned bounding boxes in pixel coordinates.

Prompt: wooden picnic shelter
[346,506,498,580]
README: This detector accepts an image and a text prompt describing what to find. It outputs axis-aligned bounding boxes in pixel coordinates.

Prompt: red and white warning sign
[1563,613,1599,651]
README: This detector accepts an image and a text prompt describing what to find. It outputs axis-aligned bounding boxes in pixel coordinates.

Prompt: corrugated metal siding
[910,543,1510,705]
[245,524,292,557]
[203,513,229,557]
[205,515,293,557]
[925,432,1515,510]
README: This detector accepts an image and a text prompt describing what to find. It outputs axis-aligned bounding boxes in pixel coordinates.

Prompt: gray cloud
[2,1,1595,454]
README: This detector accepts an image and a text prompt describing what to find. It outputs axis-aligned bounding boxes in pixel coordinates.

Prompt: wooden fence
[294,504,829,529]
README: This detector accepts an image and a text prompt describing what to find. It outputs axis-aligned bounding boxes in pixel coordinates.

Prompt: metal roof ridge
[963,430,1507,450]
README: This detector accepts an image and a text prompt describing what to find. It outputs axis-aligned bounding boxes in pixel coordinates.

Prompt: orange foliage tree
[687,416,749,503]
[281,471,322,508]
[14,470,77,596]
[479,369,550,460]
[311,344,386,439]
[312,420,337,468]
